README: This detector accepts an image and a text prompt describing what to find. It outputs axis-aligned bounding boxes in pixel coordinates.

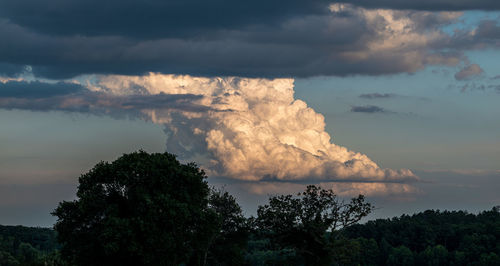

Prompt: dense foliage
[52,151,220,265]
[0,225,61,265]
[205,189,250,265]
[341,207,500,265]
[2,205,500,265]
[253,185,374,265]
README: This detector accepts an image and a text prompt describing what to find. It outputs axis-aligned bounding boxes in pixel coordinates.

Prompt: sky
[0,0,499,227]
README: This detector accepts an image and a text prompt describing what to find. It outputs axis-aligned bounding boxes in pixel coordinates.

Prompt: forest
[1,208,499,265]
[0,151,498,266]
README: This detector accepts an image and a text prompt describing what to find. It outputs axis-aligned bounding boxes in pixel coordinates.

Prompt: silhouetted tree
[255,185,374,265]
[204,188,249,265]
[52,151,214,266]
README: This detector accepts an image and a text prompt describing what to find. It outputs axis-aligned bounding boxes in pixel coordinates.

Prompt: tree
[479,252,500,266]
[343,237,380,266]
[0,250,19,266]
[204,188,249,265]
[417,245,449,266]
[255,185,374,265]
[52,151,214,266]
[16,243,41,266]
[387,245,414,266]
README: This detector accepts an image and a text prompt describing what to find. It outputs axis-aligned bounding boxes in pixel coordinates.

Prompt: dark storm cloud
[359,93,397,99]
[0,10,463,79]
[0,1,498,78]
[0,80,84,98]
[0,15,380,78]
[0,63,26,77]
[0,0,495,41]
[351,105,387,113]
[0,0,329,39]
[332,0,500,11]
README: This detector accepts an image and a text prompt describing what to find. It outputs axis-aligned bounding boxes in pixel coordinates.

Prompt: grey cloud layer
[0,80,205,114]
[359,93,397,99]
[0,80,84,98]
[332,1,500,11]
[0,0,495,40]
[0,63,26,77]
[0,0,329,38]
[1,3,499,78]
[351,105,387,113]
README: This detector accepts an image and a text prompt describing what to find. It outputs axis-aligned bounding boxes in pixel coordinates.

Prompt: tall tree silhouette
[255,185,374,265]
[52,151,215,266]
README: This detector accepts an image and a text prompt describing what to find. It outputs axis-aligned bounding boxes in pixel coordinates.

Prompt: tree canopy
[52,151,214,265]
[254,185,374,265]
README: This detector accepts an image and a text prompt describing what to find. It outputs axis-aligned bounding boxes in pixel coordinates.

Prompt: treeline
[0,225,61,265]
[1,208,499,265]
[339,208,500,265]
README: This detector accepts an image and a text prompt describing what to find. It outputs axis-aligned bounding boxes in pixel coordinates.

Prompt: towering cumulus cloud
[88,73,417,185]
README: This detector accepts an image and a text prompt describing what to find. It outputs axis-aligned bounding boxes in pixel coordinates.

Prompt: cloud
[0,0,329,39]
[351,105,388,113]
[1,4,493,78]
[91,74,419,185]
[0,80,84,98]
[455,64,484,80]
[451,20,500,49]
[331,1,500,11]
[420,168,500,176]
[0,63,26,77]
[474,20,500,40]
[0,0,488,41]
[0,0,493,44]
[0,74,418,197]
[359,93,396,99]
[459,82,487,92]
[488,84,500,92]
[0,79,206,115]
[242,181,420,197]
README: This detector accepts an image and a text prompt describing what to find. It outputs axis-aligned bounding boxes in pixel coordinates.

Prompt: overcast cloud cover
[0,1,499,78]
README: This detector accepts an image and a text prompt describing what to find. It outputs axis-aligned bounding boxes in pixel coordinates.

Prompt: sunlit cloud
[455,64,484,80]
[0,73,419,195]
